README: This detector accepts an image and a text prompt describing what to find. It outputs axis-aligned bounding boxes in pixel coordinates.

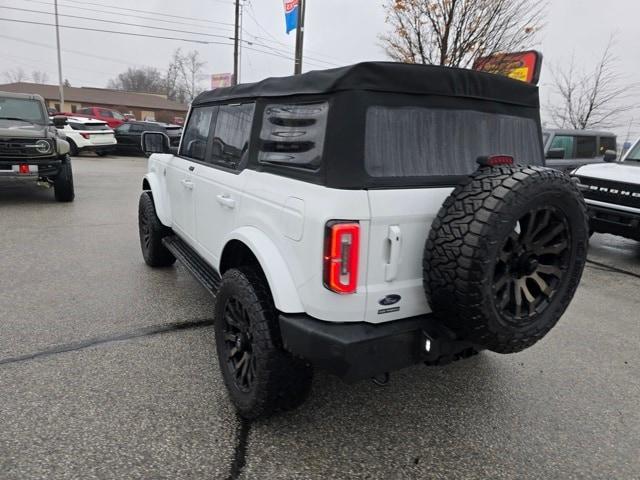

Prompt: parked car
[0,91,74,201]
[572,138,640,242]
[114,121,181,155]
[543,129,616,172]
[71,106,126,129]
[138,62,589,419]
[55,116,116,156]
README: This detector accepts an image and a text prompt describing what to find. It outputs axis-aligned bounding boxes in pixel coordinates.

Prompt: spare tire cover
[423,165,588,353]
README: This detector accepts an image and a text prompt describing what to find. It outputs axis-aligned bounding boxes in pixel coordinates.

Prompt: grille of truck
[0,139,52,158]
[576,175,640,210]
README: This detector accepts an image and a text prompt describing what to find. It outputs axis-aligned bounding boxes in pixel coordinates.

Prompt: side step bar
[162,235,222,297]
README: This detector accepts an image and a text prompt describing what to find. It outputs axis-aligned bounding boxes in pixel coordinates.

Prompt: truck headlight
[35,139,52,154]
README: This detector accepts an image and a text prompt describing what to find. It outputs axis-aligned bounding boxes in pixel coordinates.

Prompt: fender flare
[220,226,304,313]
[142,171,172,227]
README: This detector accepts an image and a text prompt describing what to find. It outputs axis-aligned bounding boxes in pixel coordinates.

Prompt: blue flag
[284,0,299,34]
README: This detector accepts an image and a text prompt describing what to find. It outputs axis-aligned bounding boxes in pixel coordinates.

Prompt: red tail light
[80,133,91,139]
[18,164,30,174]
[324,221,360,294]
[476,155,514,167]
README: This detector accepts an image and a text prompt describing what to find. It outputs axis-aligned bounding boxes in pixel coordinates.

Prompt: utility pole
[54,0,64,108]
[233,0,240,86]
[294,0,306,75]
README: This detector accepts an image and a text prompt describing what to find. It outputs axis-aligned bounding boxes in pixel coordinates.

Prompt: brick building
[0,82,188,123]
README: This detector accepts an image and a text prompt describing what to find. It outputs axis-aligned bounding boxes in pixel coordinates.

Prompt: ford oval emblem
[379,294,401,306]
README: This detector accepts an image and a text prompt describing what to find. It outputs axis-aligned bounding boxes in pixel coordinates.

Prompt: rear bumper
[80,144,116,153]
[279,313,476,382]
[588,203,640,240]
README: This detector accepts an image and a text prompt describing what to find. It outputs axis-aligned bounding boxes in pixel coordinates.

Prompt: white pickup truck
[137,62,589,419]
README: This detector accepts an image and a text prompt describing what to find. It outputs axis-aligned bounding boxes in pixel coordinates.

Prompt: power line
[0,17,328,65]
[21,0,235,33]
[51,0,236,26]
[4,5,338,68]
[0,5,237,42]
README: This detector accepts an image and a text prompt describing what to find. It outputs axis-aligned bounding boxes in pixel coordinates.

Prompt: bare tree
[107,67,165,94]
[31,71,49,84]
[3,67,29,83]
[169,49,207,102]
[546,38,637,130]
[380,0,545,68]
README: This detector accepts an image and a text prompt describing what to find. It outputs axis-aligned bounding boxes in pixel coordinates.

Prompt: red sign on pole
[473,50,543,85]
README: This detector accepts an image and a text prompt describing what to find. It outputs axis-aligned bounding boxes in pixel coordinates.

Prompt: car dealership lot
[0,156,638,480]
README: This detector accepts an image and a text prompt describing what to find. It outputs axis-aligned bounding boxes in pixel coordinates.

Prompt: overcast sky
[1,0,638,138]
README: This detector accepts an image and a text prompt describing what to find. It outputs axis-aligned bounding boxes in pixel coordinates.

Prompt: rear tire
[214,267,313,419]
[423,166,588,353]
[54,157,75,202]
[68,140,79,156]
[138,191,175,267]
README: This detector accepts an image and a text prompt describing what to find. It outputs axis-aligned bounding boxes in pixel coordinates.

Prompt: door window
[211,103,255,170]
[549,135,575,159]
[130,123,145,133]
[575,136,597,158]
[599,136,616,155]
[116,123,131,133]
[180,106,215,161]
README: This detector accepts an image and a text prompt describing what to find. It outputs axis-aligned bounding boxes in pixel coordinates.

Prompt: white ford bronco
[572,138,640,242]
[138,62,589,419]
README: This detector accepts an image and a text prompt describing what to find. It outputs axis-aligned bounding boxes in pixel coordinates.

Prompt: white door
[169,104,217,244]
[364,188,452,323]
[166,156,196,243]
[192,103,255,266]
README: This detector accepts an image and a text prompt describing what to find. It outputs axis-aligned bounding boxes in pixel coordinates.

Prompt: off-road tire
[423,165,588,353]
[53,157,75,202]
[214,267,313,420]
[138,191,175,267]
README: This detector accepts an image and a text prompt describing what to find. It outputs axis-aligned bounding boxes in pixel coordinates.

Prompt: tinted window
[365,107,542,177]
[549,135,575,158]
[576,136,597,158]
[258,102,329,170]
[130,124,145,133]
[100,109,113,118]
[599,136,616,155]
[211,103,255,169]
[180,106,215,161]
[116,123,130,133]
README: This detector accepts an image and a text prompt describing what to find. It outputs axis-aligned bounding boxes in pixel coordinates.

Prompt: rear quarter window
[258,102,329,170]
[365,107,542,177]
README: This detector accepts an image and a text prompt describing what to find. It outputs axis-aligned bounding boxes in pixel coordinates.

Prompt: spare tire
[423,165,588,353]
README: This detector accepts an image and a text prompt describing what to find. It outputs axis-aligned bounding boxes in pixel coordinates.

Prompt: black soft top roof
[193,61,539,108]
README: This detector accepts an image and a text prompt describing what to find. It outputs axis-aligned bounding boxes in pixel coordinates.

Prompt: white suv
[138,62,589,419]
[56,116,116,156]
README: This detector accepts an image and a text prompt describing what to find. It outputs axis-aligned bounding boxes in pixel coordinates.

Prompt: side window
[549,135,575,159]
[116,123,130,133]
[599,136,616,155]
[258,102,329,170]
[211,103,255,169]
[575,136,597,158]
[130,124,145,133]
[180,106,215,161]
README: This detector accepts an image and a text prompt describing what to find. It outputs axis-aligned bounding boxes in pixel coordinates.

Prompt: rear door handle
[181,179,194,190]
[216,194,236,209]
[385,225,402,282]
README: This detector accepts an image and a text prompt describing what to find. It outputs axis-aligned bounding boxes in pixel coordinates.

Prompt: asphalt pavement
[0,155,638,479]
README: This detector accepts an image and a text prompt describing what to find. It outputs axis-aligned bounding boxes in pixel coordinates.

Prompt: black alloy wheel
[493,206,571,324]
[222,297,257,393]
